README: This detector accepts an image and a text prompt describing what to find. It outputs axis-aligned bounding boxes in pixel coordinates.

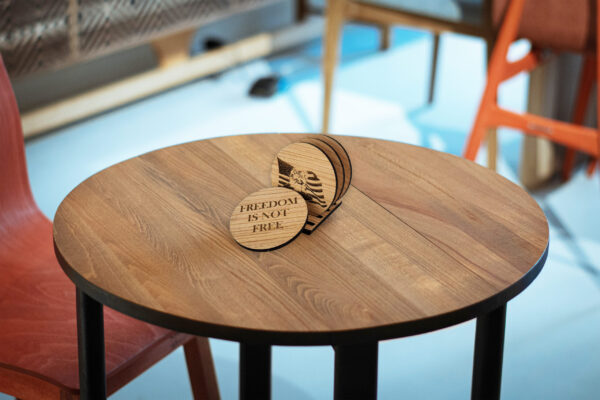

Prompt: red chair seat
[0,54,219,399]
[0,211,187,395]
[494,0,595,52]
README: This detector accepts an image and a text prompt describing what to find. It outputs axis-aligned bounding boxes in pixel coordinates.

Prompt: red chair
[463,0,600,176]
[0,55,220,400]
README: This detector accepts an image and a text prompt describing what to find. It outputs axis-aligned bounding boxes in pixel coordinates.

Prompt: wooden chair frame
[463,0,600,176]
[322,0,500,169]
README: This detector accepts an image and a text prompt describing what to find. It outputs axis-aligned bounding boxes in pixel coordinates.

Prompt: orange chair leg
[562,54,596,180]
[466,0,600,172]
[464,0,526,161]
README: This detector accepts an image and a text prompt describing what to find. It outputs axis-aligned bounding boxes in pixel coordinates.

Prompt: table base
[334,342,379,400]
[76,289,107,400]
[472,304,507,400]
[74,293,508,400]
[240,343,272,400]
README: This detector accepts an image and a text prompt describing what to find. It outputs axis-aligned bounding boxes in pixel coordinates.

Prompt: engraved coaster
[230,187,308,251]
[271,142,337,216]
[301,137,345,204]
[311,135,352,197]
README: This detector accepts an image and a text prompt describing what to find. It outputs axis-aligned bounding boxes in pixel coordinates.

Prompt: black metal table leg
[471,303,507,400]
[334,342,378,400]
[76,288,107,400]
[240,343,271,400]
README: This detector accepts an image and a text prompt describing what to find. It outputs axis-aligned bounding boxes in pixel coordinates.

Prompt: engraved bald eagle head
[288,169,308,192]
[277,158,327,208]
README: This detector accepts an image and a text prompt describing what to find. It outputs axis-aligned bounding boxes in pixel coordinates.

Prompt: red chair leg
[184,337,220,400]
[586,160,596,175]
[597,0,600,178]
[562,54,596,180]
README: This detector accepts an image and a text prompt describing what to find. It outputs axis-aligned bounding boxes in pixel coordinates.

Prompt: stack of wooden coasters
[230,135,352,251]
[272,135,352,233]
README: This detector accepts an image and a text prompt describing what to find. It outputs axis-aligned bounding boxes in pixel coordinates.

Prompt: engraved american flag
[277,158,327,208]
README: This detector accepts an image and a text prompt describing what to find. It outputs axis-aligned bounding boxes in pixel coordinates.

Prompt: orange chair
[0,55,220,400]
[463,0,600,176]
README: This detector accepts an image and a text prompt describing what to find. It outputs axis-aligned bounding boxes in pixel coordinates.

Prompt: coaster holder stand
[302,201,341,234]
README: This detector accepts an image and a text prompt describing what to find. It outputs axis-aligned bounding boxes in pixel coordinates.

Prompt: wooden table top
[53,134,549,345]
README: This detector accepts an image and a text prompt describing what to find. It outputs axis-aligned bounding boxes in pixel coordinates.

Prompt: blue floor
[6,24,600,399]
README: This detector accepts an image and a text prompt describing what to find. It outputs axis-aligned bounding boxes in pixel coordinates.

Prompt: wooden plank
[21,17,324,138]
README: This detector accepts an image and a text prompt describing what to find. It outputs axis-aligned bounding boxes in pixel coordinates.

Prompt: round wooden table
[53,134,549,400]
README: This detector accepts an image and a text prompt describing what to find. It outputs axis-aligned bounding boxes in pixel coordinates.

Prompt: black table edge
[54,239,549,346]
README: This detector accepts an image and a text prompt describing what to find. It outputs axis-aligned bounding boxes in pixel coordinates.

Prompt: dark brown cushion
[493,0,595,52]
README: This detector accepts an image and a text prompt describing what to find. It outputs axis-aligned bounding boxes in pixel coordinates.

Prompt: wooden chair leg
[378,24,392,51]
[562,54,595,180]
[296,0,309,21]
[322,0,346,134]
[184,337,220,400]
[151,29,195,69]
[427,32,440,104]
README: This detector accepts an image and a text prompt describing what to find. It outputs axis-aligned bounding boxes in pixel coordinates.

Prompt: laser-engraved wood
[301,137,345,204]
[302,200,341,234]
[230,187,308,251]
[313,135,353,197]
[271,142,337,216]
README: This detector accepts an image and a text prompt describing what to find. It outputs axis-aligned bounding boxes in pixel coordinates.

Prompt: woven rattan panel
[0,0,277,78]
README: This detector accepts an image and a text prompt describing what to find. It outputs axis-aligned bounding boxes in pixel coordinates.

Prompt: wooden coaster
[301,137,345,204]
[271,142,337,216]
[230,187,308,251]
[308,135,352,198]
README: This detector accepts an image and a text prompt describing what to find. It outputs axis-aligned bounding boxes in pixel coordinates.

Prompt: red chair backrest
[493,0,595,52]
[0,55,37,230]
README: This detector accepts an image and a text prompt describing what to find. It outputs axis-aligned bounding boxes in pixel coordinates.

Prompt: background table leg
[76,288,107,400]
[240,343,271,400]
[334,342,378,400]
[471,304,507,400]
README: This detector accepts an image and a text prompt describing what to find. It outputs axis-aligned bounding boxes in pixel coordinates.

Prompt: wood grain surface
[230,187,308,251]
[301,137,345,204]
[313,134,352,198]
[271,142,337,215]
[53,134,549,345]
